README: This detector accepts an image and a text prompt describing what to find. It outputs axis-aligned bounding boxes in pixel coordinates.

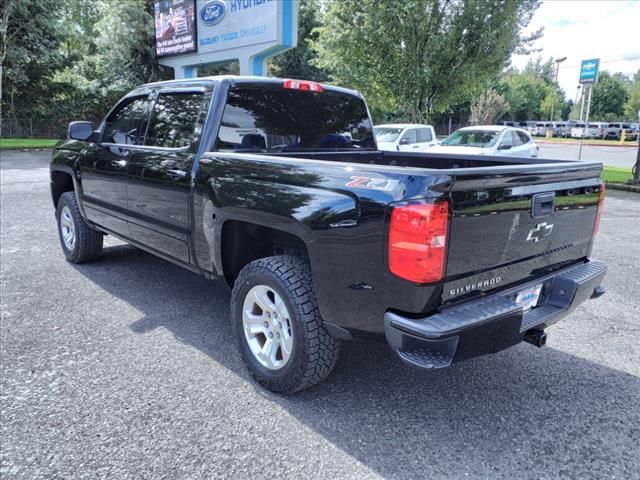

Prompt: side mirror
[400,138,411,145]
[68,121,95,141]
[498,144,512,150]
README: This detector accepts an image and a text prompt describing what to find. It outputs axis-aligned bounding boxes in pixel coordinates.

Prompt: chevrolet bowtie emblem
[526,222,554,243]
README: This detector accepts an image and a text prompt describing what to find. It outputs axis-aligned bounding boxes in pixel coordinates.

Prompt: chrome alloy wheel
[242,285,293,370]
[60,206,76,251]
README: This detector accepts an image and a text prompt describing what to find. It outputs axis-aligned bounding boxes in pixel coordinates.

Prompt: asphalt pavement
[1,150,639,480]
[537,142,638,169]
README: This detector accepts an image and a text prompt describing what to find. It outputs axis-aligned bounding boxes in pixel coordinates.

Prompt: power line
[558,56,640,70]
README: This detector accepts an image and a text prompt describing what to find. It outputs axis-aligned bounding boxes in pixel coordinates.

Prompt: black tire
[231,255,340,394]
[56,191,103,263]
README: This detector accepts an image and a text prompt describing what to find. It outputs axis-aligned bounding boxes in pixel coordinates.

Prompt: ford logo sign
[200,0,226,26]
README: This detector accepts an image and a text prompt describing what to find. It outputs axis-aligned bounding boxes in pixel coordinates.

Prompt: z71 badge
[345,176,399,191]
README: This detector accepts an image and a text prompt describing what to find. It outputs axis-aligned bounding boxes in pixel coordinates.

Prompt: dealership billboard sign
[155,0,197,57]
[579,58,600,84]
[154,0,298,78]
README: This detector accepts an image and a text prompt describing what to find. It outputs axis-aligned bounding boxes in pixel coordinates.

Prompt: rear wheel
[56,191,103,263]
[231,255,340,394]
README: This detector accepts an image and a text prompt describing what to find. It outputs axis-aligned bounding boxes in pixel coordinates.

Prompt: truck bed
[194,148,602,335]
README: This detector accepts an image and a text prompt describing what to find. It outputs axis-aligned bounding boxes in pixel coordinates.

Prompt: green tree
[624,69,640,121]
[1,0,63,135]
[522,56,555,84]
[561,99,573,121]
[500,72,553,120]
[312,0,541,122]
[270,0,327,81]
[52,0,171,125]
[469,89,509,125]
[589,71,630,121]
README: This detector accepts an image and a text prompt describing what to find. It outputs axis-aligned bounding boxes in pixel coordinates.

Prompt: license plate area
[515,283,543,311]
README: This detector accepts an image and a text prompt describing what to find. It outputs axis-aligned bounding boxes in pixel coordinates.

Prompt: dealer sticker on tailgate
[515,284,543,311]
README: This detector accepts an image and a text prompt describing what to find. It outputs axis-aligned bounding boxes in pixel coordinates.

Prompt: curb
[0,148,53,152]
[606,182,640,194]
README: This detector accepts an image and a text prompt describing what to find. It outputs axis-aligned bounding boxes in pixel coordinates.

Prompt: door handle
[167,169,187,179]
[111,159,127,168]
[412,145,419,149]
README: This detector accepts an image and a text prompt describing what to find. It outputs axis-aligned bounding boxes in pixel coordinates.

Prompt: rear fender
[193,174,358,276]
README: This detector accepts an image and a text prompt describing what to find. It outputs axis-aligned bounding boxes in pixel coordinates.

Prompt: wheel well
[51,171,74,207]
[221,220,309,286]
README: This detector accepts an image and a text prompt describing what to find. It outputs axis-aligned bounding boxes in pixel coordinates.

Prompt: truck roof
[137,75,363,98]
[374,123,434,129]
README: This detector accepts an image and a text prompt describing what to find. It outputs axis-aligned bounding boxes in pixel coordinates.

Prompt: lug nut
[266,312,271,318]
[268,332,273,338]
[264,321,268,328]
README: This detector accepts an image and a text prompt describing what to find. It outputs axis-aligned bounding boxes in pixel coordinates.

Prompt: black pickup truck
[50,76,607,393]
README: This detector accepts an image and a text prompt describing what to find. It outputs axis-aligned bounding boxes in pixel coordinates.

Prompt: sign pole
[578,85,593,161]
[577,58,600,160]
[633,140,640,183]
[632,109,640,183]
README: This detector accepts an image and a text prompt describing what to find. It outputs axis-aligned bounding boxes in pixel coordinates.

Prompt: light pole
[549,57,567,122]
[574,85,581,111]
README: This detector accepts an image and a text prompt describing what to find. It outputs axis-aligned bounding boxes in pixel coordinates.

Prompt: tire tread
[57,191,103,263]
[231,255,340,394]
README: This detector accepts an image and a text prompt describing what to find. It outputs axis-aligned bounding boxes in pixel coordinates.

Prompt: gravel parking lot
[1,150,639,480]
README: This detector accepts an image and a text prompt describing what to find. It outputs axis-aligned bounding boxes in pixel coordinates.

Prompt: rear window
[417,128,432,142]
[374,127,402,142]
[442,130,500,147]
[214,86,375,152]
[145,92,205,148]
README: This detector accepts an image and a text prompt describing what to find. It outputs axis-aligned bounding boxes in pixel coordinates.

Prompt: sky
[511,0,640,102]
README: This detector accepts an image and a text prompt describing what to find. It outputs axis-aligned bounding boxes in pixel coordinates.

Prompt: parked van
[605,123,635,140]
[570,123,587,138]
[553,122,567,137]
[517,121,538,135]
[534,122,546,136]
[587,122,608,139]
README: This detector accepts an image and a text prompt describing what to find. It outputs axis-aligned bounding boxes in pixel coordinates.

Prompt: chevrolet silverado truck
[50,76,607,393]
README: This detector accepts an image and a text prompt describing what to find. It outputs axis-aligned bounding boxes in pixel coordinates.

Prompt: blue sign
[200,0,226,26]
[579,58,600,84]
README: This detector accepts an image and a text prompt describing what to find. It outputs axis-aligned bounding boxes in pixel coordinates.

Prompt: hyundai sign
[157,0,298,78]
[579,58,600,84]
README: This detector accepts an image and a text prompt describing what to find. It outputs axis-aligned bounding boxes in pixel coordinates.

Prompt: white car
[374,124,438,152]
[429,126,538,157]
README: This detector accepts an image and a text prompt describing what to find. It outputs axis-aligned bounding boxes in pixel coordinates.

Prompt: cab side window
[511,131,523,146]
[500,131,513,147]
[103,96,150,145]
[417,128,432,142]
[516,131,530,144]
[145,92,205,148]
[401,129,417,144]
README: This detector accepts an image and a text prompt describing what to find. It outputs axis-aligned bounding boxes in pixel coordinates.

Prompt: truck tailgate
[443,162,603,303]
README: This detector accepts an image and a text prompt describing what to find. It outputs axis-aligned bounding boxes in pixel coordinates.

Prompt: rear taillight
[283,79,323,92]
[388,201,449,283]
[593,182,605,236]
